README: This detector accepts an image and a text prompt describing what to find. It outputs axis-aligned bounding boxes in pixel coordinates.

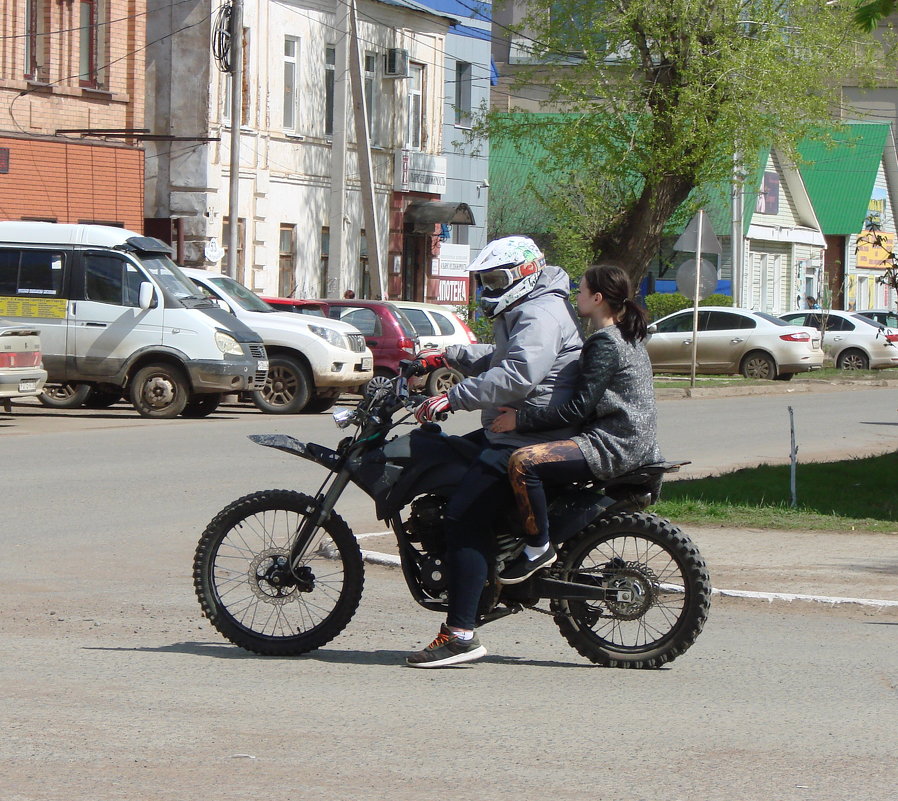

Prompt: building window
[283,37,299,131]
[279,224,297,296]
[364,52,377,142]
[79,0,107,88]
[222,218,246,285]
[25,0,47,81]
[453,224,469,245]
[406,63,424,150]
[454,61,472,127]
[320,227,330,295]
[325,46,336,136]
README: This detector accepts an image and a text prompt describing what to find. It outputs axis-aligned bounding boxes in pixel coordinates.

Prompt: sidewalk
[354,524,898,608]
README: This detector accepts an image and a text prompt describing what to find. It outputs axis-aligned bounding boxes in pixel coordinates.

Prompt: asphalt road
[1,388,897,800]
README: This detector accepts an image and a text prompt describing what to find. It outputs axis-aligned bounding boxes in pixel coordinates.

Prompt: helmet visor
[476,266,516,291]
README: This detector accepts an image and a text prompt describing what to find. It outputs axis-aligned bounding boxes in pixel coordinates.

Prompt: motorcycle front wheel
[552,512,711,669]
[193,490,364,656]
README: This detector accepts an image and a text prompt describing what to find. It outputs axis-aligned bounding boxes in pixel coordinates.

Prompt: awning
[404,201,475,233]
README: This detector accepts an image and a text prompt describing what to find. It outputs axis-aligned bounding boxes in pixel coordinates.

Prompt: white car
[392,300,478,395]
[647,306,824,379]
[183,269,374,413]
[780,309,898,370]
[0,322,47,410]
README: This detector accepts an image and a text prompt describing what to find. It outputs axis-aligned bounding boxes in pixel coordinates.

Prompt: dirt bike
[193,360,712,668]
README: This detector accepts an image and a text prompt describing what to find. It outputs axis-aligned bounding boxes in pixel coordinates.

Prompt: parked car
[391,300,477,394]
[0,222,267,419]
[853,309,898,329]
[184,270,373,413]
[780,309,898,370]
[647,306,823,379]
[0,321,47,411]
[262,297,419,395]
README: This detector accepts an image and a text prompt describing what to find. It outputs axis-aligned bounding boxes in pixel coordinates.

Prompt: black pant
[443,430,516,630]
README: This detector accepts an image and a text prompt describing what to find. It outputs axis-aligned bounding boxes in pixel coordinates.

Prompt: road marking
[355,533,898,609]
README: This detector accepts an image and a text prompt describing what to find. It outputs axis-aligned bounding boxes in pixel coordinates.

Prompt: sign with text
[856,230,895,270]
[427,277,468,304]
[437,243,470,277]
[0,295,67,318]
[395,150,447,195]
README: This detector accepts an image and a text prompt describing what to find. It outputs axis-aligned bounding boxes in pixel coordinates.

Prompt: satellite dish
[676,258,717,300]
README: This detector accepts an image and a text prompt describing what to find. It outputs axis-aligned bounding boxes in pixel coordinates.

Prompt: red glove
[414,348,447,373]
[415,394,452,423]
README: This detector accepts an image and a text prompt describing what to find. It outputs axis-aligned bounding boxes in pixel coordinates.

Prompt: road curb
[356,539,898,610]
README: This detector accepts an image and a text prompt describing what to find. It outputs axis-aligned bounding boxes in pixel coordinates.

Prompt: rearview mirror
[214,298,233,314]
[138,282,156,310]
[647,323,657,334]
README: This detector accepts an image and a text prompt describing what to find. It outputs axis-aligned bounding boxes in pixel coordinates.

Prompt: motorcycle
[193,360,712,668]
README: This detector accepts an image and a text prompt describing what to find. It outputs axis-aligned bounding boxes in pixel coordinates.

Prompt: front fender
[248,434,341,471]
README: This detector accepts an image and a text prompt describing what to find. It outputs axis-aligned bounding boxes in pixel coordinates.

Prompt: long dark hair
[582,264,648,344]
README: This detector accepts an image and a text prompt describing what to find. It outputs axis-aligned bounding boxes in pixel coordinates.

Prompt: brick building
[0,0,145,229]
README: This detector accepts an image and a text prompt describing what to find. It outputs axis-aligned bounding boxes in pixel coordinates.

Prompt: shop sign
[427,277,468,304]
[395,150,447,195]
[856,230,895,270]
[436,243,469,277]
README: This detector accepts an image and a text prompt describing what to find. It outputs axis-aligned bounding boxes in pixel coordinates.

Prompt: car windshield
[137,255,215,306]
[207,276,275,312]
[753,311,790,326]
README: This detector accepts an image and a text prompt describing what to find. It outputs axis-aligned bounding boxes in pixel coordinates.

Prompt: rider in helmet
[407,236,583,668]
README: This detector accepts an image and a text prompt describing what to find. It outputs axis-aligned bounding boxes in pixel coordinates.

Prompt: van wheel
[129,363,189,418]
[39,383,92,409]
[252,355,312,414]
[181,394,221,418]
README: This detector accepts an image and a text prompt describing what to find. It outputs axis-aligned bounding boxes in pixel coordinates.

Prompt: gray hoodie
[445,265,583,448]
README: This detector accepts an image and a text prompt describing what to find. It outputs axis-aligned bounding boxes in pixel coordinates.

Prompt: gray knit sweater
[515,324,661,479]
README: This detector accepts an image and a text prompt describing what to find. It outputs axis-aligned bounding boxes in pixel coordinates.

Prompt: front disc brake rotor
[248,548,313,603]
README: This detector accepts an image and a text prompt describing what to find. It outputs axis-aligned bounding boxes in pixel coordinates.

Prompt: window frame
[405,63,425,150]
[363,51,378,143]
[283,36,300,132]
[278,223,297,297]
[454,60,472,128]
[325,45,336,137]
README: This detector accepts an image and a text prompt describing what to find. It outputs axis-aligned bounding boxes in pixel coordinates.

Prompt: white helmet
[467,236,546,318]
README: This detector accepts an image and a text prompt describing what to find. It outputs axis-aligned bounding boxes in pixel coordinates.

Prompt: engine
[406,495,449,597]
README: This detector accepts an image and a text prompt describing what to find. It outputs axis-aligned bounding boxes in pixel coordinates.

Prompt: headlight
[214,330,243,355]
[309,324,348,350]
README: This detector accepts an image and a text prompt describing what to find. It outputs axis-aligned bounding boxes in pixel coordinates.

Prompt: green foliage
[645,293,691,321]
[480,0,895,284]
[699,294,733,308]
[459,298,495,344]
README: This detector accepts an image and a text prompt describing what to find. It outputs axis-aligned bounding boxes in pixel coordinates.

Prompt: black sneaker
[498,545,557,584]
[406,624,487,668]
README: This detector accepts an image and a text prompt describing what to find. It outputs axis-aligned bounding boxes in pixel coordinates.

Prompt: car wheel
[836,349,869,371]
[426,367,462,396]
[302,394,340,414]
[364,369,395,397]
[772,372,794,382]
[38,383,92,409]
[252,355,312,414]
[129,363,190,418]
[740,351,776,380]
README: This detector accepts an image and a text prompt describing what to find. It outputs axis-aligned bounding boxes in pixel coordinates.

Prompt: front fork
[289,467,353,573]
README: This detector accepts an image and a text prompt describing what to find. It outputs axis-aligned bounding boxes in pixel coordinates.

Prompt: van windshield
[138,255,215,307]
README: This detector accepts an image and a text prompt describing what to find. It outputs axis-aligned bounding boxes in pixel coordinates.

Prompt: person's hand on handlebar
[412,348,447,375]
[414,393,452,423]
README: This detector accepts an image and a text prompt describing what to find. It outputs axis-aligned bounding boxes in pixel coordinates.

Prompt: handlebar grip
[435,412,449,422]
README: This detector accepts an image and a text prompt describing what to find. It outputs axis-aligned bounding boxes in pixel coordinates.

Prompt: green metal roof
[796,123,889,235]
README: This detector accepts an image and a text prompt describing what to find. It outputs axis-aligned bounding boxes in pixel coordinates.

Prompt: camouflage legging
[507,440,592,547]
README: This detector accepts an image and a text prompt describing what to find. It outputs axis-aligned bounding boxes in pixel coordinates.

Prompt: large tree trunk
[591,174,696,286]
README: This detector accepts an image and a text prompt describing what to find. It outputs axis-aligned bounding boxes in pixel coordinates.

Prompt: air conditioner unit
[384,48,409,78]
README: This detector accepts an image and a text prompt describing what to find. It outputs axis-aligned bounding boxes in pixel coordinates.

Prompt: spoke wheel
[426,367,462,396]
[252,355,312,413]
[552,512,711,668]
[837,349,869,370]
[193,490,364,656]
[741,351,776,380]
[38,383,92,409]
[363,370,394,397]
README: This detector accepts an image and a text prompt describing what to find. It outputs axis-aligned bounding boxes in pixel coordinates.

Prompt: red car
[263,297,419,395]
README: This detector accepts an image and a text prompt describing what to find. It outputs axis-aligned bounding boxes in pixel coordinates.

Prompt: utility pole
[347,0,385,299]
[226,0,243,279]
[327,2,350,298]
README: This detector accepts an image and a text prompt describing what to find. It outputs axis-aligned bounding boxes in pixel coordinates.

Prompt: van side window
[0,249,65,296]
[85,254,141,306]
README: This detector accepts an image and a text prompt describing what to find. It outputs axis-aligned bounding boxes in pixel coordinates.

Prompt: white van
[0,222,268,418]
[183,268,373,414]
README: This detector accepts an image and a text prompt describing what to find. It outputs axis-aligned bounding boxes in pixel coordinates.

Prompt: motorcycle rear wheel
[552,512,711,669]
[193,490,364,656]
